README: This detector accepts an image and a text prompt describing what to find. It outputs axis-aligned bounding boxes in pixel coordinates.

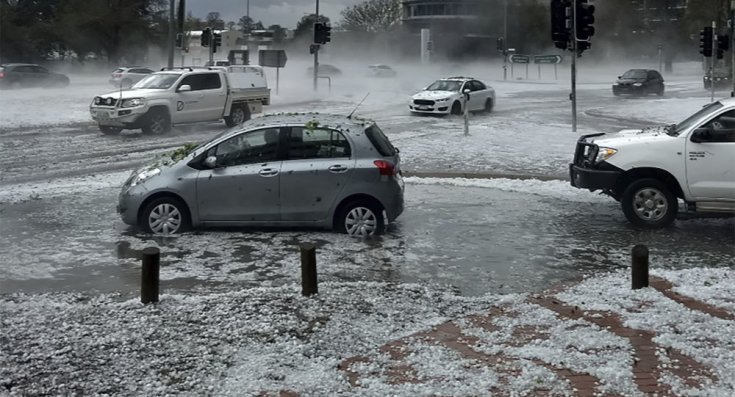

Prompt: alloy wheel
[632,187,668,222]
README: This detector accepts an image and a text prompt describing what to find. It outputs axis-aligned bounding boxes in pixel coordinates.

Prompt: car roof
[217,113,376,140]
[441,76,476,81]
[1,63,41,67]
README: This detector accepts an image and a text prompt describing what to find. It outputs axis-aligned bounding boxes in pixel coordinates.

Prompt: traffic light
[201,27,211,47]
[717,34,729,59]
[575,0,595,42]
[700,27,713,57]
[314,22,332,44]
[550,0,571,50]
[175,33,184,48]
[496,36,504,53]
[213,33,222,53]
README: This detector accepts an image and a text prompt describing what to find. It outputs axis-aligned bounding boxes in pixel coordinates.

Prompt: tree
[205,11,224,29]
[339,0,400,32]
[238,15,264,34]
[293,14,330,41]
[268,24,287,44]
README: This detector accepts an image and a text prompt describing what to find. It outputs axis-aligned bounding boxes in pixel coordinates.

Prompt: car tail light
[0,71,4,79]
[113,73,121,78]
[373,160,396,176]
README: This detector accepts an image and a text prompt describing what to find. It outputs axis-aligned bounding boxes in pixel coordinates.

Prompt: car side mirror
[204,156,218,168]
[690,127,711,143]
[178,84,191,92]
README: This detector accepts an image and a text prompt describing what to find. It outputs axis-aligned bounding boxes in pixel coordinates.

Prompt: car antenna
[347,93,369,119]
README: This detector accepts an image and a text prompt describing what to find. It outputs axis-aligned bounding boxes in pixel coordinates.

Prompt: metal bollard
[300,243,318,296]
[631,244,649,290]
[141,247,160,304]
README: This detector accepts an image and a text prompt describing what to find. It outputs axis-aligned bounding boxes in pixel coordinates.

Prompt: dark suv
[0,63,70,89]
[612,69,664,97]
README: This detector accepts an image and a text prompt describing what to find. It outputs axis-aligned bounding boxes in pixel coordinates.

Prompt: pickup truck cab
[90,66,270,135]
[570,99,735,228]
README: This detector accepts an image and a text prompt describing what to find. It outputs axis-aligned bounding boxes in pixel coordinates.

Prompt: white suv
[109,67,154,89]
[409,77,495,115]
[570,99,735,228]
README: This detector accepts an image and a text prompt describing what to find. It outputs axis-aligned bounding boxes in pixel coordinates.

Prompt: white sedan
[409,77,495,115]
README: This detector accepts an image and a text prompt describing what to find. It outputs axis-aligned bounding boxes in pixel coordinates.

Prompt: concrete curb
[403,170,569,182]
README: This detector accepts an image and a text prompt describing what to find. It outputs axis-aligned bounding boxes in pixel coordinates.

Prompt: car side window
[179,74,220,91]
[31,66,48,74]
[207,128,282,167]
[179,75,203,90]
[201,73,222,89]
[699,110,735,143]
[287,127,351,159]
[472,80,486,90]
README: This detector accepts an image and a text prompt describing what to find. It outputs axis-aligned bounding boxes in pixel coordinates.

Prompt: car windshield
[426,80,461,91]
[674,102,724,135]
[132,73,180,89]
[622,70,647,79]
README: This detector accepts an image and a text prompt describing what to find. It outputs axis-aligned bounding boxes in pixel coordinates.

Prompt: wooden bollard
[300,243,318,296]
[141,247,160,304]
[631,244,649,290]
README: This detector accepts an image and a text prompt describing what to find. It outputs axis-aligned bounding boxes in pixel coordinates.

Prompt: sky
[187,0,364,29]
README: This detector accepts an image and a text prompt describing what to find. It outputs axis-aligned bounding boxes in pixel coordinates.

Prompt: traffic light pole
[712,20,717,103]
[731,1,735,97]
[167,0,175,69]
[313,0,319,92]
[571,1,577,133]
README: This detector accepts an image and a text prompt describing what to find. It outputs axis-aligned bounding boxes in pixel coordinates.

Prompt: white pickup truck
[90,65,270,135]
[570,98,735,228]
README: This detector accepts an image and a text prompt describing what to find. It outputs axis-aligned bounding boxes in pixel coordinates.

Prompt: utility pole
[731,0,734,97]
[503,0,508,80]
[712,20,717,103]
[313,0,320,91]
[167,0,175,69]
[571,0,577,132]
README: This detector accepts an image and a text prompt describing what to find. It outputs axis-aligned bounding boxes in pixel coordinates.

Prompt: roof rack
[159,66,216,71]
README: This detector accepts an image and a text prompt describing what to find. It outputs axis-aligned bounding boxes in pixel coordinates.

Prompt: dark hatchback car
[612,69,664,97]
[0,63,70,89]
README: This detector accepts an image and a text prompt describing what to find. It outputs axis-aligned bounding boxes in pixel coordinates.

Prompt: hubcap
[632,187,668,222]
[345,207,377,236]
[232,108,244,124]
[148,203,182,235]
[150,116,166,134]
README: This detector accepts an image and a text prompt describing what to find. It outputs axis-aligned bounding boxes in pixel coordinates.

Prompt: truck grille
[572,133,606,167]
[94,96,118,107]
[413,99,435,106]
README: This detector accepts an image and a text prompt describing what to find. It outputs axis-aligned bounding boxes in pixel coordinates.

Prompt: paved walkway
[335,275,729,396]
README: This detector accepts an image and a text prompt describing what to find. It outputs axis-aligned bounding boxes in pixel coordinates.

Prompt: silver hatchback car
[118,114,404,236]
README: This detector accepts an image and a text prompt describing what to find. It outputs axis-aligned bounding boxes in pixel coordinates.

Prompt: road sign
[258,50,287,68]
[509,54,530,64]
[534,55,563,64]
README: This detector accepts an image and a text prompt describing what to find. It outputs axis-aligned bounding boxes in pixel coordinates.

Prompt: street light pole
[503,0,508,80]
[167,0,175,69]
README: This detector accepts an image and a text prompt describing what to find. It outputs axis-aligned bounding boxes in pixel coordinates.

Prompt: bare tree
[339,0,400,32]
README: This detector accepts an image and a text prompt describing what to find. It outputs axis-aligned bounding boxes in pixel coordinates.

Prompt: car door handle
[328,165,348,173]
[259,168,279,177]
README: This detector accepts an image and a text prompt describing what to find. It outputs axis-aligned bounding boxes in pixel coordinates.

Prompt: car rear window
[113,68,124,73]
[365,124,396,156]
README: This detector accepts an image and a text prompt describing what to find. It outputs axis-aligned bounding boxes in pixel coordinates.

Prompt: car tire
[141,109,171,135]
[224,104,250,127]
[141,196,190,235]
[656,86,664,96]
[484,98,493,113]
[451,101,462,115]
[621,178,678,228]
[99,125,122,135]
[336,199,385,237]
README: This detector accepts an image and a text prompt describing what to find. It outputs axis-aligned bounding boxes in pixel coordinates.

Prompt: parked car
[117,113,404,236]
[306,64,342,77]
[0,63,69,89]
[703,68,730,90]
[204,59,231,67]
[409,77,495,115]
[570,99,735,228]
[367,64,397,78]
[612,69,664,96]
[109,67,155,89]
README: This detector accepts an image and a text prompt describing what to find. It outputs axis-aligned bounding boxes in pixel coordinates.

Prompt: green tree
[339,0,400,32]
[268,24,287,44]
[206,11,225,29]
[293,13,329,41]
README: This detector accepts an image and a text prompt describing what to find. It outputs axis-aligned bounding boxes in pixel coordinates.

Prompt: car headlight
[435,97,450,102]
[613,82,620,86]
[121,98,145,108]
[633,83,643,87]
[130,167,160,186]
[595,147,617,163]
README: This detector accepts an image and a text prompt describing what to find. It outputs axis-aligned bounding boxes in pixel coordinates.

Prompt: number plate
[416,106,430,110]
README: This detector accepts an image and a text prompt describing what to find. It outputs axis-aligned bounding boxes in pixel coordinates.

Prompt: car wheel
[484,98,494,113]
[451,101,462,115]
[336,200,385,237]
[141,110,171,135]
[99,125,122,135]
[613,90,620,97]
[656,86,664,96]
[621,178,678,228]
[142,197,190,235]
[224,104,250,127]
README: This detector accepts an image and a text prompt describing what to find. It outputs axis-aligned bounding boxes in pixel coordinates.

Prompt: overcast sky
[187,0,364,29]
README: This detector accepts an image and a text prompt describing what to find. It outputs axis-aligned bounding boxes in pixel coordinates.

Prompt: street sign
[258,50,287,68]
[534,55,563,64]
[509,54,530,64]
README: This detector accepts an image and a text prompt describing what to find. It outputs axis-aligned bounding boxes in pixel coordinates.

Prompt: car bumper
[409,104,451,114]
[90,106,146,127]
[117,185,148,226]
[612,85,647,95]
[569,163,621,190]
